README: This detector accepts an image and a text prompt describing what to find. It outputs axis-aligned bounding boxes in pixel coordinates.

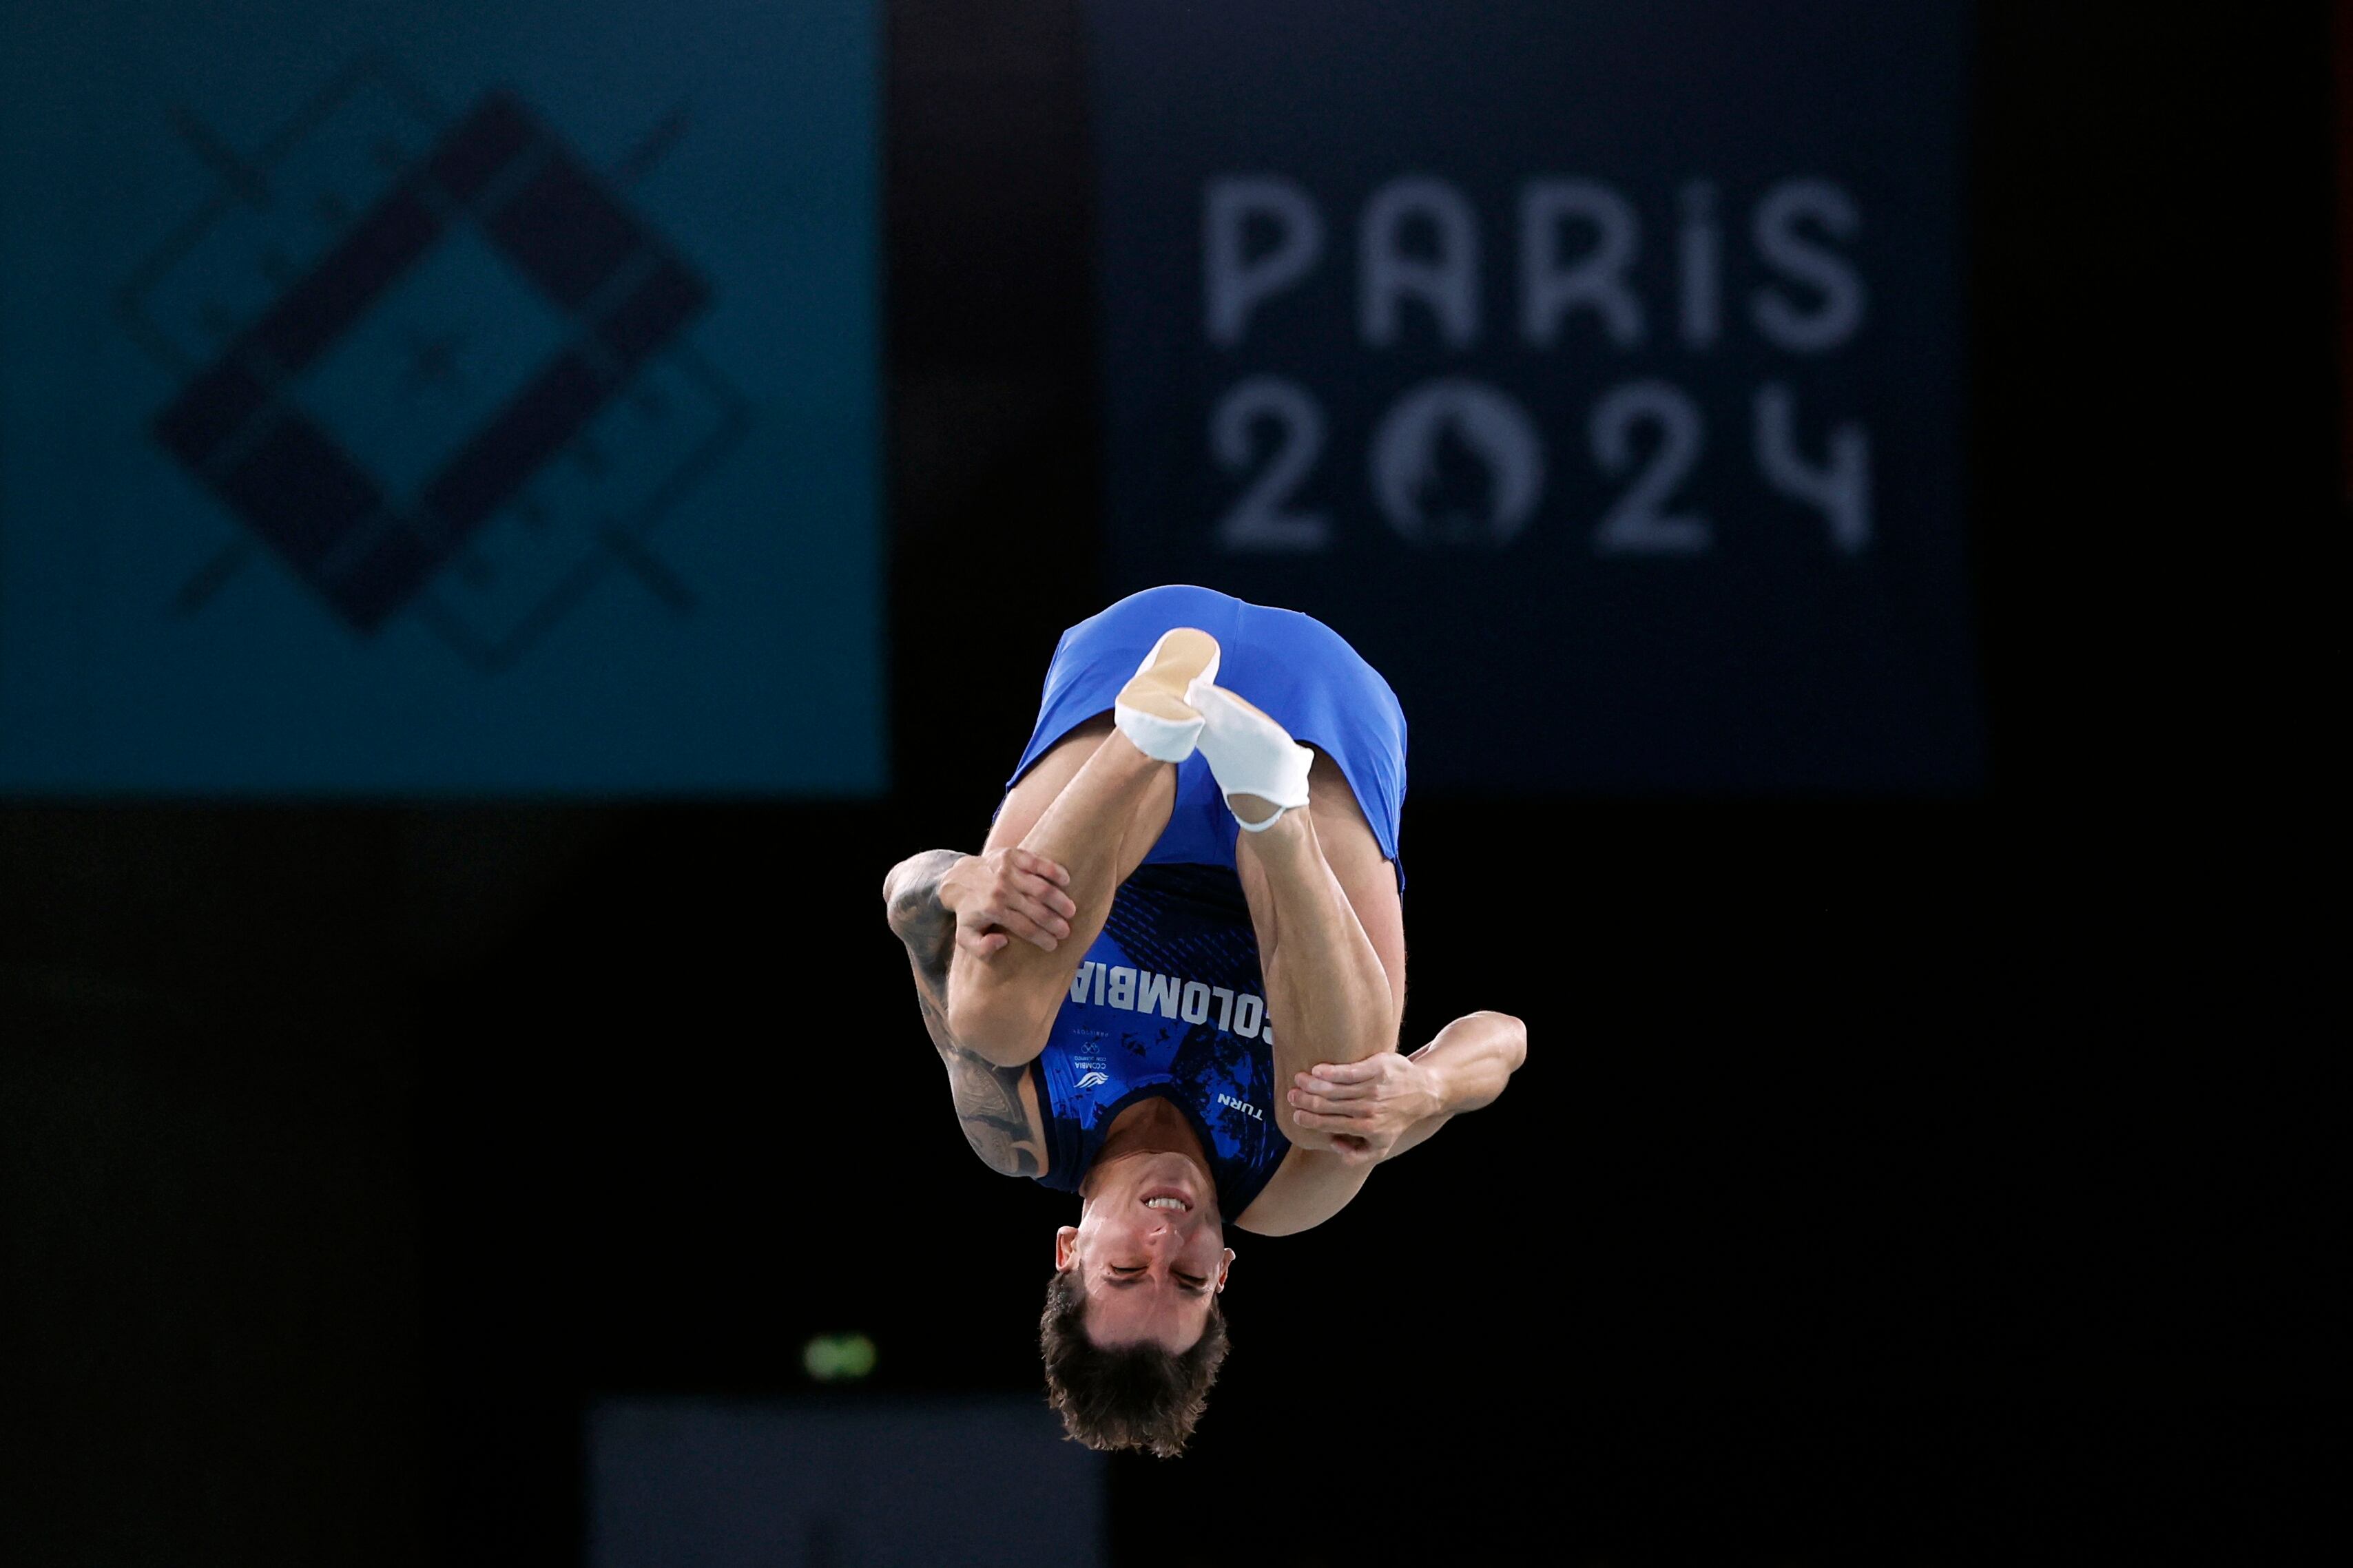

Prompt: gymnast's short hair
[1038,1264,1230,1458]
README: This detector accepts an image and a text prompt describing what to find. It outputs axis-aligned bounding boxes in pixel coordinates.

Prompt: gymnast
[882,585,1526,1456]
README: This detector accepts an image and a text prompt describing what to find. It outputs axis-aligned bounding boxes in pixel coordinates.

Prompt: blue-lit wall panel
[0,1,880,793]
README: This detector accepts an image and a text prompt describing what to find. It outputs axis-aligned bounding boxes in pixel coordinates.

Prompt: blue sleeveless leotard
[1028,864,1287,1217]
[1009,587,1408,1217]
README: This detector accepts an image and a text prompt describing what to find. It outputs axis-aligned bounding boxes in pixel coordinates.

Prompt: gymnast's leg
[1232,753,1409,1094]
[946,716,1177,1066]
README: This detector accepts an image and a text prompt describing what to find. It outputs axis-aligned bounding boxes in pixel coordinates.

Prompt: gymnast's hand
[1287,1054,1442,1167]
[938,848,1077,957]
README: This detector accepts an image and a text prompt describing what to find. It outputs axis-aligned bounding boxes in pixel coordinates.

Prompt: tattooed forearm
[945,1047,1044,1177]
[906,949,955,1049]
[918,973,1045,1176]
[890,846,1048,1178]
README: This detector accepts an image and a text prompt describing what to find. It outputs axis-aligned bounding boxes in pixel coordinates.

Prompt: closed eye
[1105,1266,1210,1295]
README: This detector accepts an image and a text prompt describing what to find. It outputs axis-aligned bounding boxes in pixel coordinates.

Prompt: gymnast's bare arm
[1232,1011,1528,1236]
[883,849,1075,1178]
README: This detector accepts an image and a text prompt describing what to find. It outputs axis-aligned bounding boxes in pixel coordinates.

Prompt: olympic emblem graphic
[118,60,749,669]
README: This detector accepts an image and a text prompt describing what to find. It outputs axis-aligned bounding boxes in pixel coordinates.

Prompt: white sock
[1112,629,1220,763]
[1185,678,1312,828]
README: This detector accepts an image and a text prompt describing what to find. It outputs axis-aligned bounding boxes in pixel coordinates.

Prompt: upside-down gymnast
[882,585,1527,1455]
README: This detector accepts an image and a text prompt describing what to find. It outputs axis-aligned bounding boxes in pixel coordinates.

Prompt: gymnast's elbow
[883,850,960,943]
[880,857,920,932]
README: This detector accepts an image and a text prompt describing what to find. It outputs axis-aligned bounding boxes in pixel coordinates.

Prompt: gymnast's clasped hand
[937,846,1078,956]
[1284,1052,1444,1165]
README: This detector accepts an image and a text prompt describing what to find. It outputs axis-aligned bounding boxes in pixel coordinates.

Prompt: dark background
[3,3,2343,1565]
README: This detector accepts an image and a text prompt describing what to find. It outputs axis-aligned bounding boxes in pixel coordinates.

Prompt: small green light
[802,1332,878,1383]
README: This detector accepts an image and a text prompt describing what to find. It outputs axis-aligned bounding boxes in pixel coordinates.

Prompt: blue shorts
[1005,585,1409,888]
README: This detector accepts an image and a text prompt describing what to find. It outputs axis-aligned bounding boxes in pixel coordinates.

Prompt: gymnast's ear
[1055,1226,1081,1271]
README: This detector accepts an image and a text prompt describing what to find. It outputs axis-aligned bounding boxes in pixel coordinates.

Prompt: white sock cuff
[1114,702,1204,764]
[1186,680,1312,817]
